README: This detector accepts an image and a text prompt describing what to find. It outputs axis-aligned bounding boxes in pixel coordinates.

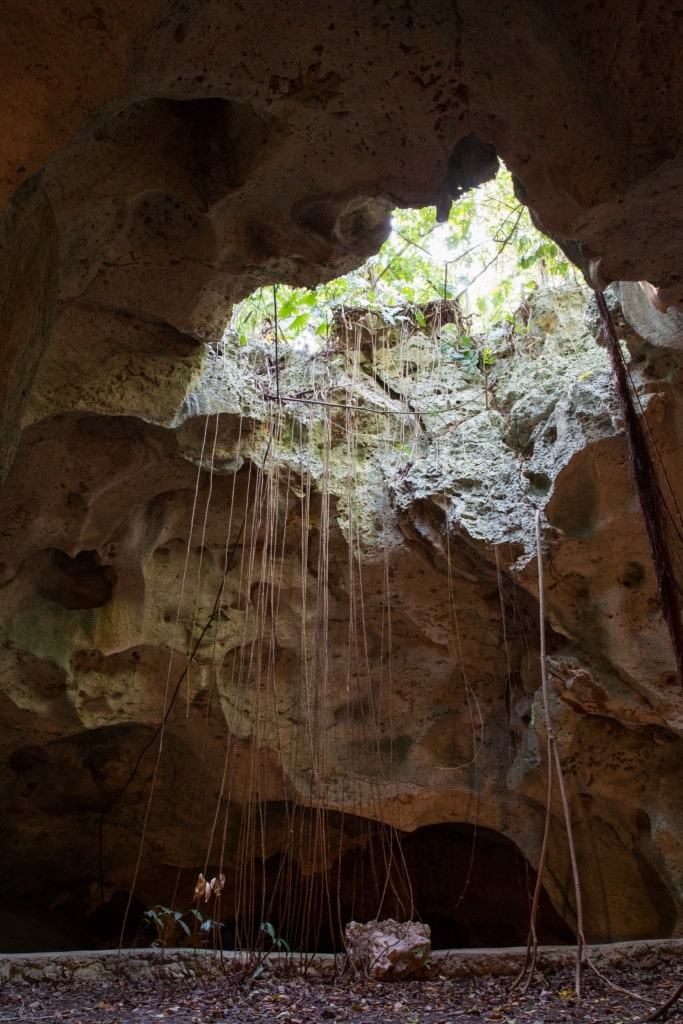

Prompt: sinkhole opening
[226,163,579,361]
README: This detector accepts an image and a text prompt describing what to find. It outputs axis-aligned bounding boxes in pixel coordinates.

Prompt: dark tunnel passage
[248,818,574,953]
[398,822,574,949]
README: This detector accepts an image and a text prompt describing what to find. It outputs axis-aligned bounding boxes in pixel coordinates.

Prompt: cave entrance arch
[247,815,573,953]
[397,822,573,949]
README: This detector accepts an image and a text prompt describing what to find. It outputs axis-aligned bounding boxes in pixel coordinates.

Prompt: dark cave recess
[244,819,574,953]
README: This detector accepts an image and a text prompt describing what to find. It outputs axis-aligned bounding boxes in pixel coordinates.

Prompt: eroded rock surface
[2,0,683,953]
[345,919,433,980]
[0,287,682,951]
[3,0,683,477]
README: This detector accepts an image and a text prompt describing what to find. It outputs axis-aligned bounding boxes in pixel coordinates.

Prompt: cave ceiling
[1,0,683,952]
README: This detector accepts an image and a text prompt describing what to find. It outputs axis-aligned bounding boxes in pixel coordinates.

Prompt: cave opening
[399,823,574,949]
[227,163,578,361]
[222,818,574,954]
[37,548,118,610]
[3,89,682,960]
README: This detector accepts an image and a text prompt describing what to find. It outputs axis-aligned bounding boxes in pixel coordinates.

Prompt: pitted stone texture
[389,287,617,561]
[1,289,683,949]
[3,0,683,296]
[3,0,683,478]
[345,919,433,980]
[613,282,683,350]
[2,0,683,954]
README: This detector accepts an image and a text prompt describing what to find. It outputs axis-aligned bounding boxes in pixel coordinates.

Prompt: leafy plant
[143,903,222,949]
[439,325,494,377]
[192,872,226,949]
[250,920,292,980]
[142,872,227,950]
[260,919,290,952]
[440,330,477,373]
[144,904,191,948]
[227,167,576,353]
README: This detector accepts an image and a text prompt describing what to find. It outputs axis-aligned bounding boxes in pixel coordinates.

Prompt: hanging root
[510,690,552,995]
[595,290,683,685]
[513,511,586,996]
[584,956,650,1006]
[515,296,682,1001]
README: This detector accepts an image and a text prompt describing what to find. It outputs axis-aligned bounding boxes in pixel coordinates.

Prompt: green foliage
[228,168,576,348]
[260,919,290,952]
[144,903,220,948]
[250,920,291,979]
[144,904,191,947]
[439,326,495,376]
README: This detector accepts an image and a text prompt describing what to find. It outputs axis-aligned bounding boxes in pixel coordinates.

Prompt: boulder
[344,919,433,980]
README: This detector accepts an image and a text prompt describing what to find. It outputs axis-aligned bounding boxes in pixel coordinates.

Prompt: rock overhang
[2,0,683,952]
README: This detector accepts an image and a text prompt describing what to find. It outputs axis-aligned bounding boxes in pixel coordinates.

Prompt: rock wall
[2,0,683,475]
[2,0,683,951]
[1,286,683,950]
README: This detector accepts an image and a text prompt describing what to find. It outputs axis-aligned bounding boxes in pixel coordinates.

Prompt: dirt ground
[1,947,682,1024]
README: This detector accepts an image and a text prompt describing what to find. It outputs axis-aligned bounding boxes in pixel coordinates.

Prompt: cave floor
[0,950,680,1024]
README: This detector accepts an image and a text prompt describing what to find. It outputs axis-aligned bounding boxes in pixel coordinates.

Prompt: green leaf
[287,312,311,333]
[228,165,573,346]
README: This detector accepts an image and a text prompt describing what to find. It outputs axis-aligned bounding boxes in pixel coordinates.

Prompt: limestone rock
[2,0,683,953]
[614,283,683,350]
[3,0,683,470]
[0,288,682,951]
[345,919,433,980]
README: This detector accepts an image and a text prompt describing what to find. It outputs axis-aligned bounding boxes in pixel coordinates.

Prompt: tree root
[632,980,683,1023]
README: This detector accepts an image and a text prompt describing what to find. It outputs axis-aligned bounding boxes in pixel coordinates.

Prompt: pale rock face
[2,0,683,952]
[614,283,683,350]
[345,919,433,980]
[1,285,683,951]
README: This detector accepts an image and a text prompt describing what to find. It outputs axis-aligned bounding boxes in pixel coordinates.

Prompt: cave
[225,819,575,955]
[399,824,574,949]
[2,0,683,961]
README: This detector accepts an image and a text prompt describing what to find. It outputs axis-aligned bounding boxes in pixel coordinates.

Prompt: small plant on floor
[143,872,226,950]
[144,903,220,948]
[260,919,290,953]
[251,921,292,980]
[144,904,191,948]
[193,872,226,949]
